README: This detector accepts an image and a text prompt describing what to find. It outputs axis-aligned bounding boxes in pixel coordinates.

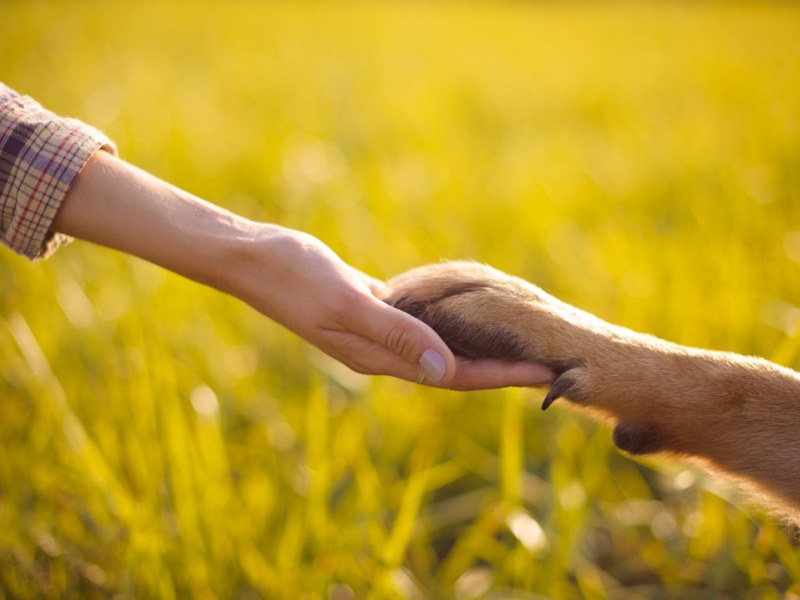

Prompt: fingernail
[419,349,446,384]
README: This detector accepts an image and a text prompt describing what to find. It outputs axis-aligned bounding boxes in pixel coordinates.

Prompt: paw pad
[613,422,664,455]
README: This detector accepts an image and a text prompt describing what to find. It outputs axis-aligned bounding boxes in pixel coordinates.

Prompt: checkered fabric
[0,83,117,260]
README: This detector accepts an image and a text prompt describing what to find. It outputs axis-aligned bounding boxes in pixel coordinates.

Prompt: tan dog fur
[386,261,800,519]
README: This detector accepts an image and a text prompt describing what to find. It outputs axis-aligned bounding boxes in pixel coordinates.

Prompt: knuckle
[384,325,415,358]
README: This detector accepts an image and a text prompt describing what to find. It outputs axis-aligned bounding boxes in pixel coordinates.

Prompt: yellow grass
[2,1,800,597]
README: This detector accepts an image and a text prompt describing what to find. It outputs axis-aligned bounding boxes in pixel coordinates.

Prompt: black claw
[541,370,579,411]
[541,387,561,411]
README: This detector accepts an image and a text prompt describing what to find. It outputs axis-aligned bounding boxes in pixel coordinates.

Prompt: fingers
[321,324,556,391]
[318,329,435,382]
[334,271,556,390]
[346,293,458,385]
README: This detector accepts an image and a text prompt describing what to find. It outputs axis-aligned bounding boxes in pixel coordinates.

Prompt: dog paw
[386,262,543,362]
[385,261,586,366]
[385,262,604,406]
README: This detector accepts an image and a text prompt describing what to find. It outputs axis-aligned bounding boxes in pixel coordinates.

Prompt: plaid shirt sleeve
[0,83,117,260]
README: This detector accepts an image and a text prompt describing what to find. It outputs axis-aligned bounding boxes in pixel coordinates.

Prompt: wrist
[211,222,299,307]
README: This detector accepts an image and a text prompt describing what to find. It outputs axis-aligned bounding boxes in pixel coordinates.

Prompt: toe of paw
[541,365,589,410]
[612,422,664,455]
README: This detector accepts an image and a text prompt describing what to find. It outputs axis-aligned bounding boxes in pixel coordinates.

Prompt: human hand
[226,227,555,389]
[53,153,553,390]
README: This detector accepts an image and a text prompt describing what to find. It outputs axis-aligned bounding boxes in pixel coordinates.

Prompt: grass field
[2,1,800,597]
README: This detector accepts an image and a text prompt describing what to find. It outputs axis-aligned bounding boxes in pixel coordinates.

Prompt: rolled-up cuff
[1,88,118,260]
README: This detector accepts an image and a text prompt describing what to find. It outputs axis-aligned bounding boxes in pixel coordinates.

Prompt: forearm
[666,352,800,507]
[52,151,259,292]
[547,312,800,514]
[561,331,800,499]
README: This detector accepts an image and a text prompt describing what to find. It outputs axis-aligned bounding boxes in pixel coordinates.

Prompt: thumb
[353,295,457,385]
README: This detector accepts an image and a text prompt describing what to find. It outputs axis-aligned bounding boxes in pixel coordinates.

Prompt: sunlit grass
[2,1,800,597]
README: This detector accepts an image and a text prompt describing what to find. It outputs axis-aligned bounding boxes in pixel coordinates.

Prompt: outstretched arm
[51,152,555,390]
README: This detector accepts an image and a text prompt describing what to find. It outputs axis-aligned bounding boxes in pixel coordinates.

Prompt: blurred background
[2,1,800,598]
